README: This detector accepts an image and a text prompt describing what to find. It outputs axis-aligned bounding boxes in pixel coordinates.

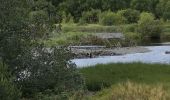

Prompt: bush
[62,12,74,24]
[137,12,163,38]
[29,10,50,38]
[0,63,21,100]
[79,9,101,24]
[124,32,140,39]
[99,11,126,26]
[17,45,85,98]
[117,9,140,24]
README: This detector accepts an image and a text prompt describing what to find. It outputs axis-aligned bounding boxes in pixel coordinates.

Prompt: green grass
[44,32,91,46]
[62,23,136,33]
[86,81,169,100]
[45,22,170,46]
[79,63,170,92]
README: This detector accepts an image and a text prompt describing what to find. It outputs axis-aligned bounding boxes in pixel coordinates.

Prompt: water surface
[72,46,170,67]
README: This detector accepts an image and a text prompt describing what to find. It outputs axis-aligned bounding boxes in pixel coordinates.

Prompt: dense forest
[0,0,170,100]
[51,0,170,22]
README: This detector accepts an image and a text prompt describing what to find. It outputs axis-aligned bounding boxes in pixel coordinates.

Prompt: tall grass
[44,32,91,46]
[79,63,170,91]
[87,81,169,100]
[62,24,136,33]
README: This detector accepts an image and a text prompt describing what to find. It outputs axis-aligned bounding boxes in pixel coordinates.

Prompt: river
[72,45,170,67]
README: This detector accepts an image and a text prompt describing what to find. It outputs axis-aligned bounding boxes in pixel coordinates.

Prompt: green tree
[0,0,85,99]
[118,9,140,24]
[163,1,170,20]
[138,12,163,38]
[156,0,169,19]
[99,11,126,26]
[0,0,32,74]
[17,45,84,98]
[131,0,159,14]
[29,0,57,39]
[79,9,101,24]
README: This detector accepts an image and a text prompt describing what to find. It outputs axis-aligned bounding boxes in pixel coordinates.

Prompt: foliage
[88,81,169,100]
[124,32,141,41]
[62,12,74,24]
[29,10,50,39]
[99,11,126,25]
[117,9,140,24]
[131,0,159,14]
[163,1,170,20]
[79,9,101,24]
[0,0,32,76]
[0,0,84,99]
[58,0,132,22]
[0,63,21,100]
[29,0,57,39]
[156,0,170,20]
[137,12,163,38]
[17,45,85,98]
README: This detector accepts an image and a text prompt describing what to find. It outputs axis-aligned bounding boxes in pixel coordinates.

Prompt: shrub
[117,9,140,24]
[99,11,126,26]
[62,12,74,24]
[137,12,163,38]
[0,63,21,100]
[29,10,51,39]
[123,32,141,46]
[79,9,101,24]
[17,45,85,98]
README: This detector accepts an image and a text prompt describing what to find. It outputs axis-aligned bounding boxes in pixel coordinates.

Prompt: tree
[131,0,159,15]
[29,0,57,39]
[99,11,126,26]
[17,45,84,98]
[163,1,170,20]
[0,0,32,74]
[79,9,101,24]
[137,12,163,38]
[156,0,170,19]
[117,9,140,24]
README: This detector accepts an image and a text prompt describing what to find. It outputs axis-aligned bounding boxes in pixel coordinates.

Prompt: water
[72,46,170,67]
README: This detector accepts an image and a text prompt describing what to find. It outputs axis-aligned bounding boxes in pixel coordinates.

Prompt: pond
[72,45,170,67]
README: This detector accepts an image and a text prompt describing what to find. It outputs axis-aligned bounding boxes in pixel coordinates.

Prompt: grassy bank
[86,81,169,100]
[44,32,91,46]
[45,22,170,46]
[79,63,170,92]
[62,24,136,33]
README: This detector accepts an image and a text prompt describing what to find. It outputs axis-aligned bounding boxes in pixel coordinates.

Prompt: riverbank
[79,63,170,99]
[71,46,150,58]
[45,22,170,47]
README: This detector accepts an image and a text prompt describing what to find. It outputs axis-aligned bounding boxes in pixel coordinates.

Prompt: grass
[79,63,170,92]
[44,32,91,46]
[62,23,136,33]
[86,81,169,100]
[45,22,170,46]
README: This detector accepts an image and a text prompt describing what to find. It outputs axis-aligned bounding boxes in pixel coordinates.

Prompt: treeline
[28,0,170,23]
[46,0,170,22]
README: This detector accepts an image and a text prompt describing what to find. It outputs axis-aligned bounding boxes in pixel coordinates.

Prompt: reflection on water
[72,46,170,67]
